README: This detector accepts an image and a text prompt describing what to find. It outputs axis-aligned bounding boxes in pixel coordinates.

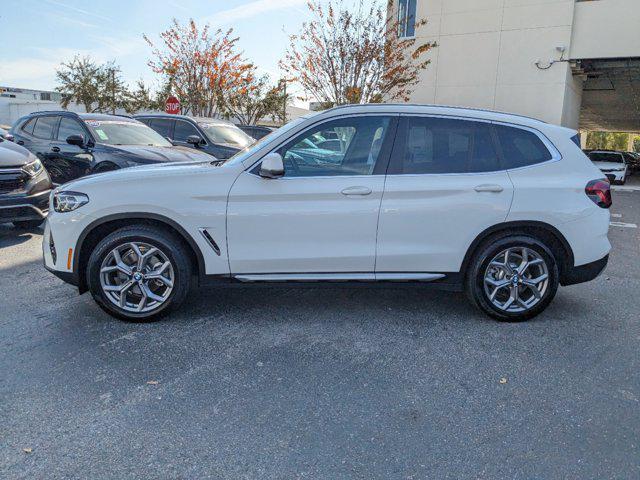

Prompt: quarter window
[57,117,86,142]
[32,116,58,140]
[21,118,36,135]
[276,116,392,177]
[174,121,201,142]
[392,117,500,174]
[494,125,552,169]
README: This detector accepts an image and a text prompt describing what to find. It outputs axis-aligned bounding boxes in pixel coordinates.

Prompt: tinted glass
[83,120,171,146]
[57,117,86,141]
[32,116,58,140]
[174,120,201,142]
[395,117,500,174]
[149,119,174,139]
[277,116,391,177]
[495,125,552,169]
[589,152,624,163]
[22,118,36,134]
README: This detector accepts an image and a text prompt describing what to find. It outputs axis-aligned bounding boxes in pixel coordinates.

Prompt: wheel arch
[74,213,206,293]
[460,221,575,282]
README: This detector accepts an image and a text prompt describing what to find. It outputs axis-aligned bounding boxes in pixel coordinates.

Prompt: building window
[398,0,417,38]
[40,92,52,101]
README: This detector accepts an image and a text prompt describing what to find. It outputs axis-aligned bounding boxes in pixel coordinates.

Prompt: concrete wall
[398,0,584,128]
[571,0,640,59]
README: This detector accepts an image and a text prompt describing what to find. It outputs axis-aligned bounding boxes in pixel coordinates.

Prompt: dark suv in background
[135,114,255,160]
[10,111,213,184]
[0,136,53,228]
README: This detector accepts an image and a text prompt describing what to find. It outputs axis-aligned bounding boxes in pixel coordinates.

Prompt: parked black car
[237,124,274,140]
[10,111,213,185]
[135,114,255,160]
[0,136,53,228]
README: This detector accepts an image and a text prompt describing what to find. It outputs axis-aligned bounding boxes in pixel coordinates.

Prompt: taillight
[585,179,612,209]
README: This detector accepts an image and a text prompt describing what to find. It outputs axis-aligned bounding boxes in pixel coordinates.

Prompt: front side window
[276,116,392,177]
[391,117,500,174]
[174,120,201,142]
[32,116,58,140]
[57,117,86,142]
[148,119,174,140]
[495,125,552,169]
[398,0,417,37]
[83,120,172,147]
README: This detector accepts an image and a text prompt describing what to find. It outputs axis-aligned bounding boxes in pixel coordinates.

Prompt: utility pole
[279,78,287,126]
[111,68,116,115]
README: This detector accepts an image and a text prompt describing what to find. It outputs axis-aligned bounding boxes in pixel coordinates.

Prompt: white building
[391,0,640,135]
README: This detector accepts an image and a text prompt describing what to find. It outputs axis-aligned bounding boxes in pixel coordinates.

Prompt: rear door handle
[474,184,504,193]
[341,186,372,196]
[51,146,60,153]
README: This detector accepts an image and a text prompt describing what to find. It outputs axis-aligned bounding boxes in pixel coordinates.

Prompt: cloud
[204,0,308,26]
[42,0,111,21]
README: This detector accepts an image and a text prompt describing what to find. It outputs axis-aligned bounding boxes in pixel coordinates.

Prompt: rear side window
[21,118,36,135]
[392,117,500,174]
[32,116,58,140]
[494,125,552,169]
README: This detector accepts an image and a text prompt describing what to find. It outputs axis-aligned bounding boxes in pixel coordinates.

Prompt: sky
[0,0,374,106]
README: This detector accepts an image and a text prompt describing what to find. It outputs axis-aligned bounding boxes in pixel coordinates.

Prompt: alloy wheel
[483,247,549,313]
[99,242,174,313]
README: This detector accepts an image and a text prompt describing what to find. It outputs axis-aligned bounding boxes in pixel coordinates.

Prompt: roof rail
[27,110,79,116]
[324,103,547,124]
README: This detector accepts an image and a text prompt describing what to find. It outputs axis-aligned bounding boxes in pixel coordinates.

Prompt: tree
[144,19,254,117]
[124,80,154,114]
[633,136,640,153]
[280,0,436,107]
[221,72,290,125]
[586,132,631,151]
[56,56,130,113]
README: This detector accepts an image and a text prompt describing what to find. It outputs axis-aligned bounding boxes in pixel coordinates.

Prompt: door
[48,116,94,183]
[227,115,397,275]
[376,116,514,274]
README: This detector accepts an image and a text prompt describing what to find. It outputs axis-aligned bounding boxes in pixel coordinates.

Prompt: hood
[592,161,626,170]
[100,144,214,163]
[0,140,37,167]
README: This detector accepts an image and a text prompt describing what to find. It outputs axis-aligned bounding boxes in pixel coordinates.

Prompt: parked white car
[585,150,629,184]
[43,104,611,322]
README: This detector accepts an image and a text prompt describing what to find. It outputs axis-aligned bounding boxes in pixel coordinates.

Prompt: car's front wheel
[87,226,192,322]
[466,235,559,322]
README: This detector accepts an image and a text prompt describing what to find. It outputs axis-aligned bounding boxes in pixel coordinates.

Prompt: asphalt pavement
[1,181,639,479]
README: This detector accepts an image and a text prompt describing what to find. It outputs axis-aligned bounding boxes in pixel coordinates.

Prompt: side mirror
[186,135,203,147]
[66,134,85,147]
[259,152,285,179]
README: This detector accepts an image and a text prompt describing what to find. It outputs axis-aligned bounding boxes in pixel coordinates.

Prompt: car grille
[0,170,27,194]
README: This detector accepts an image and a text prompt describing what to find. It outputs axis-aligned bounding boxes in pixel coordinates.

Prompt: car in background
[237,124,273,140]
[623,151,640,173]
[0,135,53,228]
[0,126,11,140]
[585,150,629,184]
[10,112,213,185]
[44,104,610,323]
[135,114,255,160]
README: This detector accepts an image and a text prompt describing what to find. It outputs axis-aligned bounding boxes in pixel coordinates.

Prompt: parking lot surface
[1,183,639,479]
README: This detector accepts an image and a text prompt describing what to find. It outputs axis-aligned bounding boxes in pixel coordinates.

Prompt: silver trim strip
[233,273,445,282]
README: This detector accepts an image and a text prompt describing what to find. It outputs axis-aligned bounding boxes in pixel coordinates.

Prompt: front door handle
[51,146,61,153]
[474,184,504,193]
[341,186,372,196]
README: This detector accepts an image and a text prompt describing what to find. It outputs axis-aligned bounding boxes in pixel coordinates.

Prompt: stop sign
[165,96,180,114]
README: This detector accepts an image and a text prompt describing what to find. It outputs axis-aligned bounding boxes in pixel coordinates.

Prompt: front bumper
[561,254,609,286]
[0,189,50,223]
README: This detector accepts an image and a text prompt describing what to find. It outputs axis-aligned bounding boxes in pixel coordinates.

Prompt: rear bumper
[561,254,609,286]
[0,189,50,223]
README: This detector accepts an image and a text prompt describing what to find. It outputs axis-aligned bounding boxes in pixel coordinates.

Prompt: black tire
[465,235,559,322]
[87,225,192,322]
[12,219,43,229]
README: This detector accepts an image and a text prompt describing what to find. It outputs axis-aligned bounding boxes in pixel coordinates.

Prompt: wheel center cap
[511,274,520,285]
[133,272,144,282]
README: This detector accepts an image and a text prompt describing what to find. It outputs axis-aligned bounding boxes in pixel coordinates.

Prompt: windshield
[589,152,624,163]
[84,120,172,147]
[223,116,311,167]
[198,123,254,148]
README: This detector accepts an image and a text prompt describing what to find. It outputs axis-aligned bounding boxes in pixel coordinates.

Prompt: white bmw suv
[43,104,611,322]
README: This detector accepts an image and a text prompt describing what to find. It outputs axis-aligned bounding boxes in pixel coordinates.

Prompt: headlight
[22,158,44,177]
[53,191,89,213]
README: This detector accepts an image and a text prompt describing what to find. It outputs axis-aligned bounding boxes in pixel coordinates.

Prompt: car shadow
[0,223,42,248]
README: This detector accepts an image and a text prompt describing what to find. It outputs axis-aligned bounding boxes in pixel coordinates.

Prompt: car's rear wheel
[87,226,191,322]
[466,235,559,322]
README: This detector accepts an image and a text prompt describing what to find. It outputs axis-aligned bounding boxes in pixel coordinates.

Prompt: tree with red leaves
[144,19,254,117]
[281,0,436,108]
